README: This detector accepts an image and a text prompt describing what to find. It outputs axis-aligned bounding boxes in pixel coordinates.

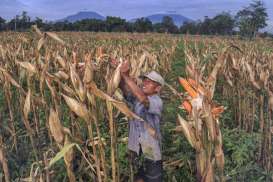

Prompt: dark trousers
[129,150,163,182]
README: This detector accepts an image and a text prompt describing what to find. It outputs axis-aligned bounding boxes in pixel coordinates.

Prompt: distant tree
[236,0,268,38]
[0,17,6,31]
[161,16,179,33]
[74,19,89,31]
[153,23,164,33]
[42,21,54,31]
[211,12,235,35]
[6,16,18,31]
[105,16,127,32]
[62,21,75,31]
[89,19,106,32]
[34,17,44,28]
[6,11,32,31]
[51,21,66,31]
[20,11,31,30]
[126,22,134,32]
[134,18,153,32]
[180,21,199,34]
[199,16,213,34]
[180,13,235,35]
[74,19,106,32]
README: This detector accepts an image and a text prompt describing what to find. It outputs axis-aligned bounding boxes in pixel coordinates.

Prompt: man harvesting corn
[119,60,164,182]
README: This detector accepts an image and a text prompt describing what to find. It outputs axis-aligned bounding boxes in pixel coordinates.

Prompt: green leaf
[49,143,76,167]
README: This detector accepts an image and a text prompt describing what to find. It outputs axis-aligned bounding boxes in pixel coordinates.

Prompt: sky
[0,0,272,31]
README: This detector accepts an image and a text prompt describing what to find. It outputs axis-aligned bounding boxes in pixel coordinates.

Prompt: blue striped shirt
[126,94,163,161]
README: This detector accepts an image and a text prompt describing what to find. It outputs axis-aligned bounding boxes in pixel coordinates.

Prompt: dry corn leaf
[83,59,94,84]
[0,146,3,162]
[215,149,224,172]
[206,52,226,98]
[49,143,76,168]
[64,136,74,167]
[203,103,216,141]
[45,77,57,101]
[259,70,270,87]
[224,73,233,87]
[16,44,21,55]
[37,37,45,51]
[46,32,65,45]
[113,89,124,101]
[32,25,43,36]
[268,89,273,111]
[87,92,96,107]
[22,90,33,133]
[112,101,144,121]
[108,62,122,95]
[62,94,89,121]
[0,145,10,182]
[56,55,67,69]
[23,90,31,121]
[202,160,214,182]
[49,108,64,144]
[88,82,144,121]
[177,114,197,148]
[69,64,86,101]
[64,135,76,182]
[17,61,37,74]
[245,62,261,90]
[54,71,69,80]
[0,67,21,88]
[61,83,76,96]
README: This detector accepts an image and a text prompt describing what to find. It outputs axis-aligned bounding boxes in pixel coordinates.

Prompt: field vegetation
[0,28,272,181]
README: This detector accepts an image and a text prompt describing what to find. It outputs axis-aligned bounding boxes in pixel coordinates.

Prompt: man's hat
[142,71,165,86]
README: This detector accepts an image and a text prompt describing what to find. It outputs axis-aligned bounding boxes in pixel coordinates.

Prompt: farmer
[119,60,164,182]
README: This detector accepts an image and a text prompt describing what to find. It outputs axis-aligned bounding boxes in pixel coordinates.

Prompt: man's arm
[121,73,148,105]
[119,76,130,96]
[119,61,149,106]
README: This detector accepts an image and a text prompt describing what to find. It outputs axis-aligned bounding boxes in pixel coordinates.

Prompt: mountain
[131,14,192,26]
[59,11,105,22]
[58,11,192,26]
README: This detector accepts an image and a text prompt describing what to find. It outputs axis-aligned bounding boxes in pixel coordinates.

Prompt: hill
[59,11,105,22]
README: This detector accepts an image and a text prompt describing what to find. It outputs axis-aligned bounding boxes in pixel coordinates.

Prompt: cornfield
[0,27,178,181]
[176,36,273,181]
[0,28,272,182]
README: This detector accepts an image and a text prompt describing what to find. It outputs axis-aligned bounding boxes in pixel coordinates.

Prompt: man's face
[142,78,161,95]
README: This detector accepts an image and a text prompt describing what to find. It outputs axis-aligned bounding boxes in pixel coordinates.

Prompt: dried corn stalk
[177,47,226,182]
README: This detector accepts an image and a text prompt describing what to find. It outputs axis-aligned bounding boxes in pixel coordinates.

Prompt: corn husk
[64,135,76,182]
[49,108,64,144]
[62,94,90,121]
[177,114,197,148]
[46,32,65,45]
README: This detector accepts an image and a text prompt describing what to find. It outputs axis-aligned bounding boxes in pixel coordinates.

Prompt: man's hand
[120,60,130,76]
[110,58,118,68]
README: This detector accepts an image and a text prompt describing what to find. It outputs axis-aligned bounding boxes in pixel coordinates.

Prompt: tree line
[0,0,270,38]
